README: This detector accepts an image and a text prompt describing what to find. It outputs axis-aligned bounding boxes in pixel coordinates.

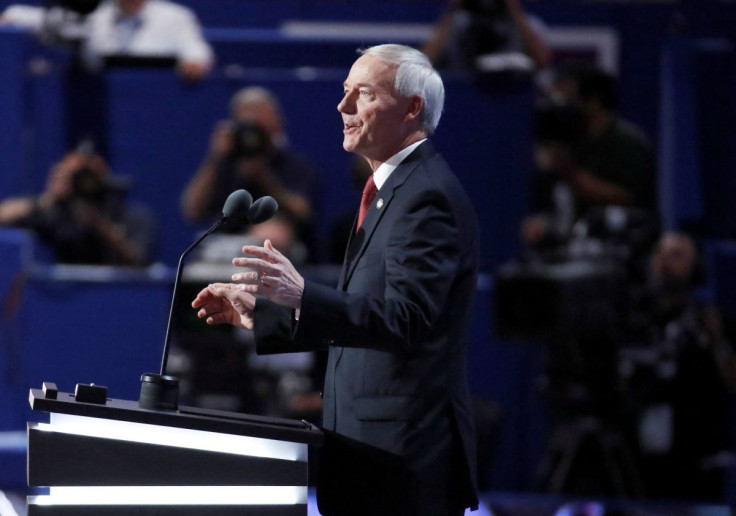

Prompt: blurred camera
[70,165,131,203]
[534,101,586,145]
[71,166,107,202]
[493,259,626,341]
[230,121,271,159]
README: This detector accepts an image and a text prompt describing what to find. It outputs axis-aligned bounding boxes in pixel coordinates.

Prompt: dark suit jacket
[254,141,480,515]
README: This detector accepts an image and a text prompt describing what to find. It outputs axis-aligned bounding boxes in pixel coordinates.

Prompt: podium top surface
[29,388,323,446]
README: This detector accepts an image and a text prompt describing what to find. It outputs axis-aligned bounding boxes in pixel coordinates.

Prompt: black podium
[27,384,323,515]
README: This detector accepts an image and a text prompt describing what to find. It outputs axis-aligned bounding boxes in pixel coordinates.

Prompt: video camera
[493,258,626,342]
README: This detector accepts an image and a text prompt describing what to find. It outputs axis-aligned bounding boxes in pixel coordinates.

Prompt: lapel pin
[377,198,384,209]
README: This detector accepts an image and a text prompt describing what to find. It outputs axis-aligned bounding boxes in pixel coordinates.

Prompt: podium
[27,383,323,515]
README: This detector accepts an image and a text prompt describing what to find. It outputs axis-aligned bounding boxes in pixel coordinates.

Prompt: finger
[208,282,238,291]
[209,282,256,302]
[205,312,231,325]
[232,257,280,276]
[231,270,261,283]
[197,306,216,319]
[241,244,279,263]
[191,287,214,308]
[263,239,285,259]
[219,284,257,311]
[227,283,259,295]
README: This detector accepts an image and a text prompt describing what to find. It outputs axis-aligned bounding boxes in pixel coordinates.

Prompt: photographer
[521,67,660,264]
[422,0,552,71]
[621,232,736,501]
[0,149,155,266]
[181,86,319,262]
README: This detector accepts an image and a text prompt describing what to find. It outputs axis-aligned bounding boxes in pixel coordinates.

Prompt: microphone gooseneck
[159,189,253,375]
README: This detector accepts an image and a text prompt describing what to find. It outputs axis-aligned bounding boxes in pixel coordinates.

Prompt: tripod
[534,332,644,497]
[535,411,643,497]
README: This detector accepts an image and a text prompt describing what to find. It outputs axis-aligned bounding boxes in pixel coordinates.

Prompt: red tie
[357,175,378,229]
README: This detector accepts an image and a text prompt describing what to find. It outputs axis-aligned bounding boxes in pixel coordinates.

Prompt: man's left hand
[232,239,305,311]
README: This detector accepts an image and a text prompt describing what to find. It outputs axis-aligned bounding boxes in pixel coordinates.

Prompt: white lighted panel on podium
[27,384,323,515]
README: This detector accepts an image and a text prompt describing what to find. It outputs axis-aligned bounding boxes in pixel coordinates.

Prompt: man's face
[337,54,413,166]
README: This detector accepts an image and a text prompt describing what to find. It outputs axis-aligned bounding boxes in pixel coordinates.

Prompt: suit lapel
[339,141,437,289]
[333,142,436,371]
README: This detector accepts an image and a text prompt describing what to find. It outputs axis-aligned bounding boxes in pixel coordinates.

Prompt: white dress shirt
[372,138,427,190]
[83,0,213,68]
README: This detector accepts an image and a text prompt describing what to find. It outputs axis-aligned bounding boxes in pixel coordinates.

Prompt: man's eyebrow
[343,81,373,89]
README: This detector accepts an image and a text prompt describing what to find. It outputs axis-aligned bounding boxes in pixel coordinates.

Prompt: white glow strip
[280,21,432,42]
[40,413,306,462]
[31,486,306,506]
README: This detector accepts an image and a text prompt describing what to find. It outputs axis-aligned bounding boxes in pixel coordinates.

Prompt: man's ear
[404,94,423,122]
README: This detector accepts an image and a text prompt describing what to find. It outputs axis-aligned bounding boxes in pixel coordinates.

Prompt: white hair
[359,44,445,134]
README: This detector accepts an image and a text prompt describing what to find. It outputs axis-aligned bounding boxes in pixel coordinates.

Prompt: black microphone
[247,195,279,224]
[221,189,254,228]
[159,189,252,377]
[141,190,279,410]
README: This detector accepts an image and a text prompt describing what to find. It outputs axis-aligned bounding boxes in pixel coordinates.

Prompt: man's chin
[342,139,358,153]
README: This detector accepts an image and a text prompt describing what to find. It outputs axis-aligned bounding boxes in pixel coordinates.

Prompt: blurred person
[0,4,50,30]
[0,147,155,266]
[82,0,214,81]
[521,66,658,254]
[0,1,95,37]
[422,0,552,71]
[181,86,320,263]
[192,44,479,515]
[566,67,657,214]
[621,232,736,501]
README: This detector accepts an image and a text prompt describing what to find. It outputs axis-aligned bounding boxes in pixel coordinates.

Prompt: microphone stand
[159,219,224,375]
[140,191,273,411]
[140,219,230,411]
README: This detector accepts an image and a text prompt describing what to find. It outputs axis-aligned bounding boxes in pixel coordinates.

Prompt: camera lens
[230,121,271,159]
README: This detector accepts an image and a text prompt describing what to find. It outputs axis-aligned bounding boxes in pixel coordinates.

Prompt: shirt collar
[372,138,426,190]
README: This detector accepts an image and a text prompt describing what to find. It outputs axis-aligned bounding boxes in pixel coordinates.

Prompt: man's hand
[192,283,256,330]
[231,239,304,311]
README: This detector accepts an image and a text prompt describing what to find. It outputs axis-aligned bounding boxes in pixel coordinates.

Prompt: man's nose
[337,94,354,114]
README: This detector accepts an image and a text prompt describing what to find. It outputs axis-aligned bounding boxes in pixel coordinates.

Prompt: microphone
[221,189,253,228]
[247,195,279,224]
[145,190,280,410]
[141,190,255,409]
[159,189,256,375]
[158,190,253,377]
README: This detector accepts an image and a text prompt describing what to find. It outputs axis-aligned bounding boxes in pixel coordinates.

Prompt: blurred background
[0,0,735,514]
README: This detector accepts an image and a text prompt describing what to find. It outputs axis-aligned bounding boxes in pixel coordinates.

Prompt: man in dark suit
[192,43,480,516]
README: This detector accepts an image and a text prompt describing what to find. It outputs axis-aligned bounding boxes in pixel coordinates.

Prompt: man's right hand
[192,283,256,330]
